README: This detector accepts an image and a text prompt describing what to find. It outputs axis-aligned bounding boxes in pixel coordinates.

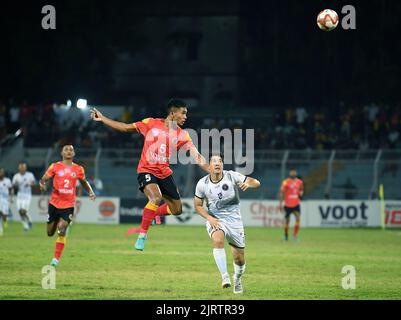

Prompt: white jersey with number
[0,178,12,215]
[12,172,36,197]
[13,172,35,211]
[0,178,12,199]
[195,170,247,225]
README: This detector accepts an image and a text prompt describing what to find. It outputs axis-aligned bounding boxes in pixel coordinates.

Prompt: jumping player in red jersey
[39,145,96,266]
[91,99,209,251]
[279,168,304,241]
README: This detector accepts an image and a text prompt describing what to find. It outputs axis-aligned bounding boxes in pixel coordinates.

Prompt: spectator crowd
[1,100,401,151]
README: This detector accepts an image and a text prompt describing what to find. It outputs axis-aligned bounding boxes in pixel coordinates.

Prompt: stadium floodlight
[67,100,72,107]
[77,99,87,109]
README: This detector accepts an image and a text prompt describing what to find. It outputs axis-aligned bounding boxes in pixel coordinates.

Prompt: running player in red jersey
[39,145,96,266]
[91,99,209,251]
[279,168,304,241]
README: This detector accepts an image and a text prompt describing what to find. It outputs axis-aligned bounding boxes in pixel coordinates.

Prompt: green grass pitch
[1,223,401,300]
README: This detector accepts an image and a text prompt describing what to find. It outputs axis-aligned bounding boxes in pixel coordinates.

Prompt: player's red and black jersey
[134,118,194,179]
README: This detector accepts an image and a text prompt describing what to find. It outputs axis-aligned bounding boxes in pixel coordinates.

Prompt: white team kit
[195,170,247,248]
[12,172,36,211]
[0,178,12,215]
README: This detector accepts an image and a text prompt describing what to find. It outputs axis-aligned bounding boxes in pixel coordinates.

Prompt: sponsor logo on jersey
[151,128,159,137]
[59,189,73,194]
[58,170,65,177]
[222,184,229,191]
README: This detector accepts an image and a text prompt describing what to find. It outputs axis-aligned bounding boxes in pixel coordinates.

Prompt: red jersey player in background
[39,145,96,266]
[91,99,209,251]
[279,168,304,241]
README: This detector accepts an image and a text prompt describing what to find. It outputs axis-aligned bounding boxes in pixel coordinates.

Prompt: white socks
[213,248,228,276]
[234,263,246,279]
[213,248,246,280]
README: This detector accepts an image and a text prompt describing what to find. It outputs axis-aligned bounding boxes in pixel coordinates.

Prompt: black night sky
[1,0,400,108]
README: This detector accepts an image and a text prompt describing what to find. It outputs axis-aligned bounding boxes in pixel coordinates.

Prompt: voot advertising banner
[165,198,400,228]
[8,196,120,224]
[306,200,380,227]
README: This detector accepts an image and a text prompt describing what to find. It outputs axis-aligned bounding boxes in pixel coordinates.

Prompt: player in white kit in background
[0,168,13,236]
[12,162,36,231]
[194,154,260,294]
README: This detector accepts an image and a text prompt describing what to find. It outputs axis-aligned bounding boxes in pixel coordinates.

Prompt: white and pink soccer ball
[317,9,339,31]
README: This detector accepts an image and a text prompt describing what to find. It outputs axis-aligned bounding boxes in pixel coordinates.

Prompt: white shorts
[0,198,9,215]
[206,220,245,249]
[17,195,31,211]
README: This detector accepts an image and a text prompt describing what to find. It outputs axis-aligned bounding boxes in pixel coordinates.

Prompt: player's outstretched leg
[135,201,160,251]
[135,201,159,251]
[48,219,69,266]
[135,184,165,251]
[231,247,245,294]
[211,231,231,289]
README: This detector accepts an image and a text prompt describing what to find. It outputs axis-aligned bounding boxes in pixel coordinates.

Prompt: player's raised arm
[189,146,209,173]
[78,178,96,201]
[90,107,138,133]
[238,176,261,191]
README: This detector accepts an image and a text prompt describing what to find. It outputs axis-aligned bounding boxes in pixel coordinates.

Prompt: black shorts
[137,173,181,200]
[284,205,301,219]
[47,204,74,224]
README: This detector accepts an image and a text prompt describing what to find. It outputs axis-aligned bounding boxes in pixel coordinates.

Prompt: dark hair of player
[61,144,74,150]
[209,153,224,163]
[166,99,187,115]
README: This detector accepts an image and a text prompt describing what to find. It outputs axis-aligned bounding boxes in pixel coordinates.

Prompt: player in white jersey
[194,154,260,294]
[12,162,36,231]
[0,168,13,236]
